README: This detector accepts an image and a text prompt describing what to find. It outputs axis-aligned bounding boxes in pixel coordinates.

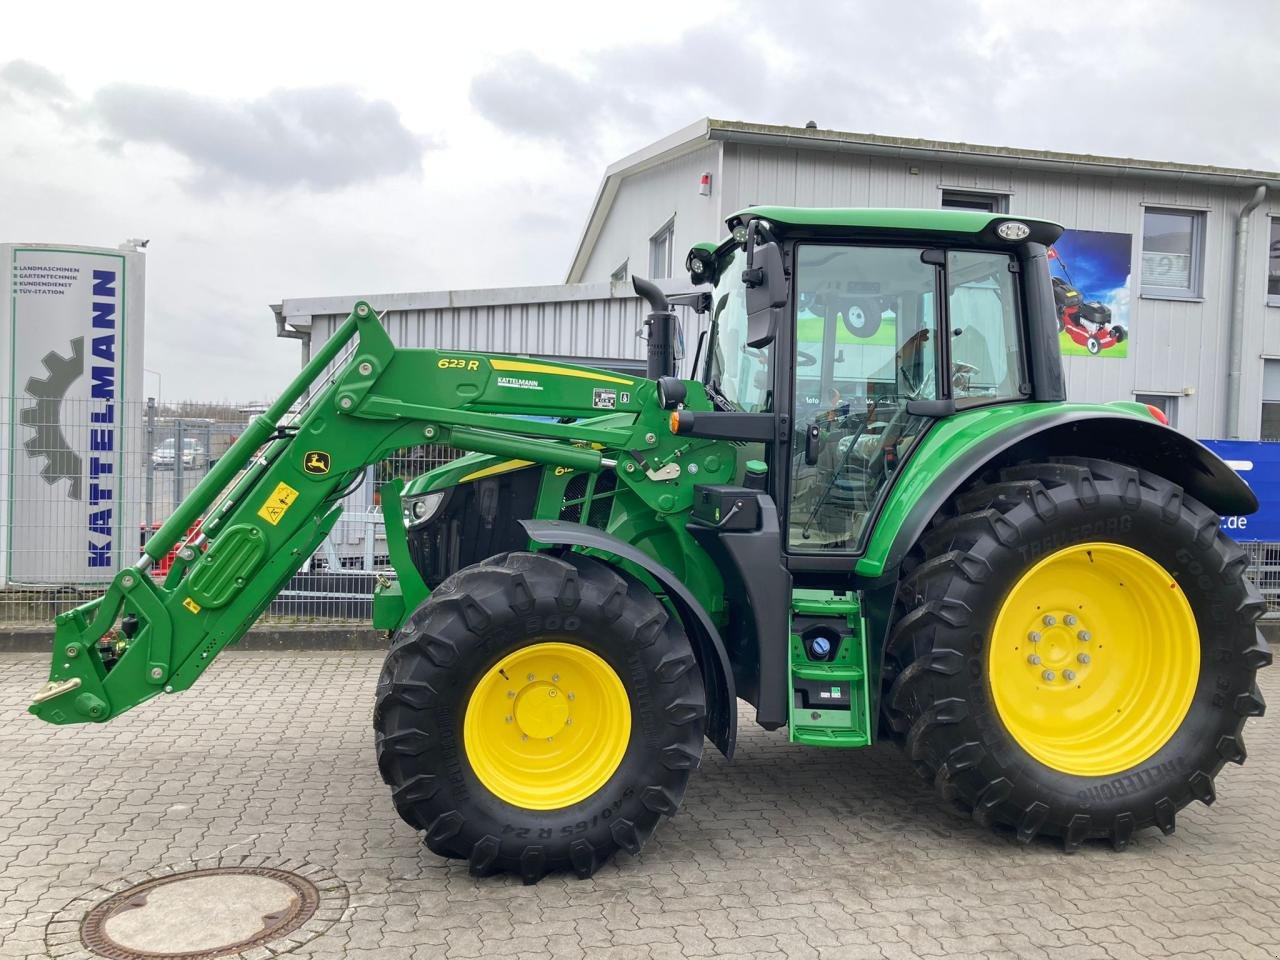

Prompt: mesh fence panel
[1,398,460,624]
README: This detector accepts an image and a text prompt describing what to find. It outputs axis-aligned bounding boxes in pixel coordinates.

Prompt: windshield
[705,247,770,412]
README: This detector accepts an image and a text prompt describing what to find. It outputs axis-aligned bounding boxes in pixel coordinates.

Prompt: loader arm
[29,301,716,725]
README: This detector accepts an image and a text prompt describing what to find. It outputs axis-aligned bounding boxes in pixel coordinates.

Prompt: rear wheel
[883,458,1270,850]
[374,551,705,882]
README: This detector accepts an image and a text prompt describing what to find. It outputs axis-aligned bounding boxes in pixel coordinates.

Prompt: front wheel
[883,458,1270,851]
[374,552,705,882]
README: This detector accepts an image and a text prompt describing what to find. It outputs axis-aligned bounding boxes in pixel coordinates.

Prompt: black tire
[883,458,1270,851]
[373,551,705,882]
[1086,336,1101,355]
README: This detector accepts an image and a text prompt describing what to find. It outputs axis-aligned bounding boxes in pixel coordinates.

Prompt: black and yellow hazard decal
[257,482,299,526]
[303,450,331,475]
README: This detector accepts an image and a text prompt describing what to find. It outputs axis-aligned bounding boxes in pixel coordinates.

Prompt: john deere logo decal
[304,451,331,475]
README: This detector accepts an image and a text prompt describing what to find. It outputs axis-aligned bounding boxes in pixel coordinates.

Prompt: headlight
[404,492,445,528]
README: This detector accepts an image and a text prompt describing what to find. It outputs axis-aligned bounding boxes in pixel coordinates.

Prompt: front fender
[520,519,737,759]
[858,402,1257,584]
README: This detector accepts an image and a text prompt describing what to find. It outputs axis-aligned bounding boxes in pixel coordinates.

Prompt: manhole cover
[47,858,347,960]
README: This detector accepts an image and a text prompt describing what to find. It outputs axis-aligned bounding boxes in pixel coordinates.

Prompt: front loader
[30,208,1270,881]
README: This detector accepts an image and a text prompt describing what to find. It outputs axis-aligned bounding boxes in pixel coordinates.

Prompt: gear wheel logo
[19,338,85,500]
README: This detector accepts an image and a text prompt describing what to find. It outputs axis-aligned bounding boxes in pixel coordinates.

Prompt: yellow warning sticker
[183,597,202,615]
[257,481,299,526]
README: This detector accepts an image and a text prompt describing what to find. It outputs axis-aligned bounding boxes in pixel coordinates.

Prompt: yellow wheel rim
[988,542,1199,777]
[463,642,631,810]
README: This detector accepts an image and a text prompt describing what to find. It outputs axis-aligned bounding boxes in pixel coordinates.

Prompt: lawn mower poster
[1048,227,1132,358]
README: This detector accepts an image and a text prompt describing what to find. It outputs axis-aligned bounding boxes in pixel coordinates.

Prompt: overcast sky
[2,1,1275,401]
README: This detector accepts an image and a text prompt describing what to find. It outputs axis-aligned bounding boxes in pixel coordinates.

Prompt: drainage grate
[46,858,347,960]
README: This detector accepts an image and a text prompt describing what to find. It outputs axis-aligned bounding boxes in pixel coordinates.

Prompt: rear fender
[860,406,1256,585]
[520,519,737,759]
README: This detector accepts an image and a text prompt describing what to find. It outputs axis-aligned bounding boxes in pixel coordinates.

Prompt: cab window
[947,250,1025,405]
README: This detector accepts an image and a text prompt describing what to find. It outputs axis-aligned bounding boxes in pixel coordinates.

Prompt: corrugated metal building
[274,117,1280,441]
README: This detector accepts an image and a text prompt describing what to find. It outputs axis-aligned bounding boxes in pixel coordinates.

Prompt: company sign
[1199,439,1280,542]
[3,245,144,583]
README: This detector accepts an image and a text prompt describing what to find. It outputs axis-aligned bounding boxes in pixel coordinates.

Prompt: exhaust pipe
[633,276,676,380]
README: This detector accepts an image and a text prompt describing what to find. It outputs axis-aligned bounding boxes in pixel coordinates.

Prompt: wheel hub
[1025,611,1093,686]
[513,682,569,739]
[463,642,632,810]
[988,542,1200,777]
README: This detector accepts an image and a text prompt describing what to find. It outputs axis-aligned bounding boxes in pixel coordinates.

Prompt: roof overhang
[706,119,1280,189]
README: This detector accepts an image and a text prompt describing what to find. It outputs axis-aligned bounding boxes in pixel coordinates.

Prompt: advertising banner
[1198,439,1280,542]
[1048,229,1133,359]
[2,244,145,583]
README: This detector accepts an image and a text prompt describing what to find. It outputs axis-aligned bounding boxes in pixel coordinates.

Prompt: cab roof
[725,206,1063,246]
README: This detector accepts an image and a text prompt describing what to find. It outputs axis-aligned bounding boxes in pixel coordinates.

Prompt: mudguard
[859,406,1257,584]
[520,519,737,759]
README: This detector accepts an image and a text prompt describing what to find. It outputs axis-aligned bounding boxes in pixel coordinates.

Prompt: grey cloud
[469,53,650,150]
[469,2,1280,173]
[0,59,430,192]
[0,59,75,104]
[92,84,427,191]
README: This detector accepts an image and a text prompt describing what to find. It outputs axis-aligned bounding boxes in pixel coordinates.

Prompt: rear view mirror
[744,239,787,348]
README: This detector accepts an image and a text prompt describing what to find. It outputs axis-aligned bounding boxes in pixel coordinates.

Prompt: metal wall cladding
[580,143,724,284]
[719,141,1280,440]
[305,291,710,380]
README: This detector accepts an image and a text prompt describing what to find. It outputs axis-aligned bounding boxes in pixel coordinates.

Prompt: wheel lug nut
[552,674,560,682]
[1042,615,1056,626]
[505,716,513,723]
[1064,614,1078,626]
[568,693,575,701]
[521,734,529,742]
[1077,653,1091,664]
[507,690,515,699]
[1028,631,1041,643]
[1027,654,1042,665]
[527,673,535,681]
[1078,630,1091,641]
[1042,670,1056,681]
[1063,670,1076,682]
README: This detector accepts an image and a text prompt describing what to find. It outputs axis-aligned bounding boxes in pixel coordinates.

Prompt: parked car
[152,438,205,470]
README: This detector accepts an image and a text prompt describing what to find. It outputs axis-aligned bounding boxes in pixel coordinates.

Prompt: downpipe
[1226,184,1268,438]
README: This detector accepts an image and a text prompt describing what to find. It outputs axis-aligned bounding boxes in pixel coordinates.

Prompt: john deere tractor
[30,208,1269,882]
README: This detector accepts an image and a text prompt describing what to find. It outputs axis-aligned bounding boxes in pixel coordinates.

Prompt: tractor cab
[678,207,1064,556]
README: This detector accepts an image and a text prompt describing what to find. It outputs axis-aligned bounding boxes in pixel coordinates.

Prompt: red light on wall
[699,172,712,197]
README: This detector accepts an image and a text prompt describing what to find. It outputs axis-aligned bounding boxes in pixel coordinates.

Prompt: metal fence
[2,393,1278,625]
[1,396,459,624]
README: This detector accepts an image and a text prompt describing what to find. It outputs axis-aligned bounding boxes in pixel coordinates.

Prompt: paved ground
[1,651,1277,960]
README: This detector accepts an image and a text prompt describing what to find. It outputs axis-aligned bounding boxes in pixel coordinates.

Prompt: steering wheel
[952,360,981,393]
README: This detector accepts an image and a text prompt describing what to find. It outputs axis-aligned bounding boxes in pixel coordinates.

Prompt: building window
[1135,392,1178,429]
[1269,219,1280,306]
[649,218,675,279]
[1264,360,1280,441]
[941,190,1008,213]
[1141,208,1205,298]
[610,260,628,283]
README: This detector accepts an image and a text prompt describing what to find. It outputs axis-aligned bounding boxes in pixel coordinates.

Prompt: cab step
[788,589,872,747]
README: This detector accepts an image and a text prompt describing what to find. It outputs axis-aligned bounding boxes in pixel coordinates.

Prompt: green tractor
[30,208,1269,882]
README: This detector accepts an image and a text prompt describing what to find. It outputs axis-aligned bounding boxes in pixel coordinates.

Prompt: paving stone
[0,651,1276,960]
